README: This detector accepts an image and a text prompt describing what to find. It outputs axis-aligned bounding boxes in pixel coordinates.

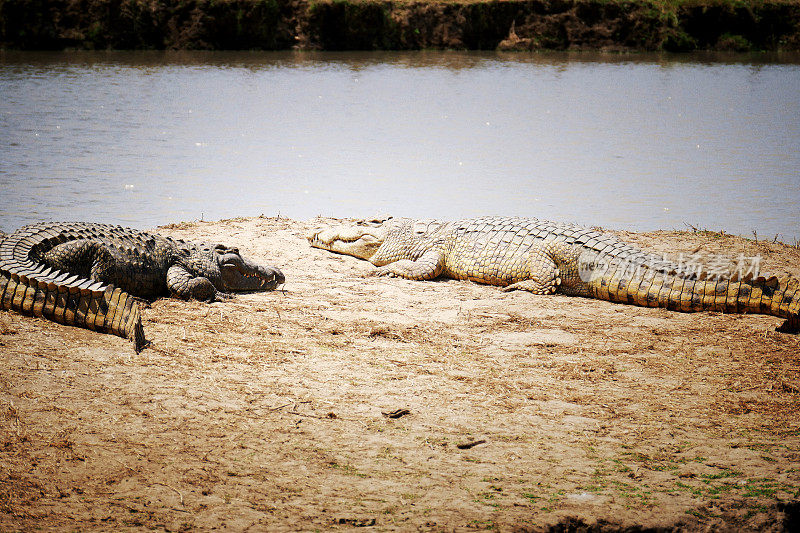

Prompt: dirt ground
[1,216,799,532]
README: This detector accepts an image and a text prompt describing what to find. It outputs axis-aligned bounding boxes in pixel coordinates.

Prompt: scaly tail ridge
[774,276,800,333]
[592,262,800,331]
[0,271,145,351]
[103,286,146,352]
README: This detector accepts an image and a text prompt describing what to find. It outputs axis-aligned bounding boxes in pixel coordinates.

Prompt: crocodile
[308,216,799,332]
[0,222,285,352]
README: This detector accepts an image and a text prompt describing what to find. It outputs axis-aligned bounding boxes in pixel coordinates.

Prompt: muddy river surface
[1,50,798,242]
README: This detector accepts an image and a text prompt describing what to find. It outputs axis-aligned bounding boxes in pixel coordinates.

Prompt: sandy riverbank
[1,215,799,530]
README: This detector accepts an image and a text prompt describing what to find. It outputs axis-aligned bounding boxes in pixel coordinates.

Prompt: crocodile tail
[773,277,800,333]
[0,271,145,351]
[101,285,146,352]
[590,262,800,331]
[0,222,146,351]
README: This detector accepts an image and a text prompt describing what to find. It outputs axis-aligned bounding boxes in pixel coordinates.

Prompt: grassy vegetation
[0,0,798,50]
[508,433,800,525]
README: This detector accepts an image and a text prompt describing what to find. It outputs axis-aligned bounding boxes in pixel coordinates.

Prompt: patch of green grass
[620,448,698,470]
[744,504,770,519]
[673,455,707,464]
[612,458,632,473]
[609,479,653,506]
[675,481,703,497]
[742,483,778,498]
[621,451,651,463]
[744,442,775,451]
[467,519,497,530]
[672,473,798,503]
[475,491,500,507]
[521,492,541,504]
[699,469,743,481]
[650,462,678,471]
[705,484,736,496]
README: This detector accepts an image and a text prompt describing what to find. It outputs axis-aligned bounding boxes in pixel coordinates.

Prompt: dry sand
[1,216,799,531]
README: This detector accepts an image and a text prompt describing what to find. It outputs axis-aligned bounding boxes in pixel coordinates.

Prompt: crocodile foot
[776,317,799,334]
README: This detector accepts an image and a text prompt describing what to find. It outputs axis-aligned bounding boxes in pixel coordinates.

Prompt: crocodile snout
[267,267,286,289]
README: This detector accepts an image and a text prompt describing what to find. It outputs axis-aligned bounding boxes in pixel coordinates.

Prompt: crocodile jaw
[219,252,285,291]
[307,224,388,262]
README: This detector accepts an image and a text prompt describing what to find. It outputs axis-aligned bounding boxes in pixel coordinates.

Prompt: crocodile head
[307,219,393,262]
[206,244,285,292]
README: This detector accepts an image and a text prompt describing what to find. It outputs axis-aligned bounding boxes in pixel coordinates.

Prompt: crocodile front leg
[373,250,445,281]
[167,264,226,302]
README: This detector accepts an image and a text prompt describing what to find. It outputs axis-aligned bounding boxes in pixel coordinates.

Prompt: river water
[1,50,798,243]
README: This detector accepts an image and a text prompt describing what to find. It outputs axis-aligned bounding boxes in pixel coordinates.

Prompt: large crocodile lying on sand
[309,216,799,332]
[0,222,285,352]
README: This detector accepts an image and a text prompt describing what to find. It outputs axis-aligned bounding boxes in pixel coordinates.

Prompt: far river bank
[2,0,800,51]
